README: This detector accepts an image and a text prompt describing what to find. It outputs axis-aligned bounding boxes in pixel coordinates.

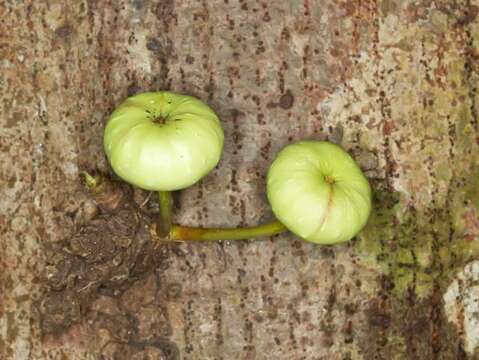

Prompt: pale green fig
[267,141,371,244]
[104,92,224,191]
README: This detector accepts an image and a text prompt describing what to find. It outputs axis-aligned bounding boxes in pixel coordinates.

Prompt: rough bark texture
[1,0,479,359]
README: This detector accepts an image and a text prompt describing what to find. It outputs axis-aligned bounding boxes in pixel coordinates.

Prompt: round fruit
[267,141,371,244]
[104,91,224,191]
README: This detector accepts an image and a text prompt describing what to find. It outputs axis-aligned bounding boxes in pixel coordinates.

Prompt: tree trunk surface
[1,1,479,359]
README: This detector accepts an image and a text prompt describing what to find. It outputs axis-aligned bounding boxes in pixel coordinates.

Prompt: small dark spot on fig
[279,90,294,110]
[185,55,195,64]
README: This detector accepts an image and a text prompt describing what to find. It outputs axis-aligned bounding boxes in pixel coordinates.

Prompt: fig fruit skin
[267,141,372,245]
[104,92,224,191]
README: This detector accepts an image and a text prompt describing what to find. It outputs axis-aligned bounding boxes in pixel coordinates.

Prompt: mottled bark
[1,0,479,359]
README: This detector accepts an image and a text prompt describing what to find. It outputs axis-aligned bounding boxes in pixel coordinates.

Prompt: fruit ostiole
[97,91,371,245]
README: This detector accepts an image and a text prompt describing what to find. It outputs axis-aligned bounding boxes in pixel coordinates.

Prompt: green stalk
[169,220,287,242]
[80,171,100,190]
[156,191,172,238]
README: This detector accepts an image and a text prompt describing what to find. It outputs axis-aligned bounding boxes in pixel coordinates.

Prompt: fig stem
[80,171,102,191]
[169,220,287,242]
[156,191,173,238]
